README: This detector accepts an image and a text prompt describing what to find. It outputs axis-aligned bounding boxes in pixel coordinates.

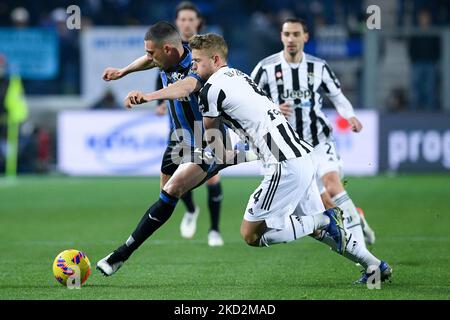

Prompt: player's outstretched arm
[102,55,156,81]
[321,62,362,133]
[145,77,202,102]
[124,77,202,109]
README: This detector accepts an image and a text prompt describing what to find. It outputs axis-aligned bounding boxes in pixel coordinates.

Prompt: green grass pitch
[0,174,449,300]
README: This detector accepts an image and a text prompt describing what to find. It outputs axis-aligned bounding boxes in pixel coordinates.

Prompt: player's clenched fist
[102,67,124,81]
[348,116,363,133]
[278,103,293,118]
[124,91,148,108]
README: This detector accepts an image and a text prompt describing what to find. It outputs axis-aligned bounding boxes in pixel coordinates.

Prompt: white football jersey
[251,51,352,146]
[199,66,313,164]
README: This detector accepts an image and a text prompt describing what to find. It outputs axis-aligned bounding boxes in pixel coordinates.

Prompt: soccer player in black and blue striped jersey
[154,2,224,246]
[97,21,240,276]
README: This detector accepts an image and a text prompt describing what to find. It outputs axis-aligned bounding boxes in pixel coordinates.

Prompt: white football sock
[259,213,329,246]
[332,191,366,249]
[315,230,380,270]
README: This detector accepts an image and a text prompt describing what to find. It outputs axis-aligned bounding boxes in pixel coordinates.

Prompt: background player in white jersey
[251,18,375,248]
[188,33,391,284]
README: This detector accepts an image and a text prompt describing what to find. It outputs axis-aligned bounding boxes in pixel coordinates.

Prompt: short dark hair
[175,1,201,18]
[175,1,204,32]
[144,21,182,45]
[282,17,308,33]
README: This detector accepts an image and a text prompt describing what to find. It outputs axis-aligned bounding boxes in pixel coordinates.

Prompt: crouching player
[189,33,392,284]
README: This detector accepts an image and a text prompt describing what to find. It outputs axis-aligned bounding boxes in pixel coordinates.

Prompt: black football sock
[181,190,196,213]
[207,182,222,232]
[108,190,178,263]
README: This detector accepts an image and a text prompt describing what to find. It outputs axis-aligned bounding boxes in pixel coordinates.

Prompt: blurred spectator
[51,7,80,95]
[386,88,409,112]
[408,9,441,111]
[315,14,348,40]
[10,7,30,28]
[91,89,121,109]
[2,0,446,99]
[17,122,36,173]
[35,126,51,173]
[247,11,280,64]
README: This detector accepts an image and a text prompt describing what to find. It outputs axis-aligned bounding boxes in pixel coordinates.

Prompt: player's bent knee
[160,173,171,191]
[163,182,184,199]
[206,174,220,185]
[243,236,260,247]
[311,230,322,238]
[240,231,260,246]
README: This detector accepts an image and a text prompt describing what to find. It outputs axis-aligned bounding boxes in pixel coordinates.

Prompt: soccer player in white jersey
[186,33,391,284]
[251,18,376,248]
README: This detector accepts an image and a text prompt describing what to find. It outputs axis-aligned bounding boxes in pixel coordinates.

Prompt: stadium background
[0,0,449,300]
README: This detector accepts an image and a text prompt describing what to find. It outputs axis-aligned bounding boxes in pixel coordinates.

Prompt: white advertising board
[57,110,377,176]
[324,109,378,176]
[57,111,262,176]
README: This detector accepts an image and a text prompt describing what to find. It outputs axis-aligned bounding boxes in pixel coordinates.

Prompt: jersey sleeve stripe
[286,122,301,145]
[324,64,341,89]
[320,81,331,94]
[286,123,313,154]
[253,67,265,85]
[217,89,226,112]
[199,83,212,113]
[276,124,302,158]
[263,131,287,162]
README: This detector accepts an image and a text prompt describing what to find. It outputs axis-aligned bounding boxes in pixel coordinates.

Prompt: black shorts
[160,141,235,182]
[160,139,182,176]
[160,125,234,177]
[160,140,219,176]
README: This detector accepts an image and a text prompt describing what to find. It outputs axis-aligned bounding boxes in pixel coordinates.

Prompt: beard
[288,49,298,57]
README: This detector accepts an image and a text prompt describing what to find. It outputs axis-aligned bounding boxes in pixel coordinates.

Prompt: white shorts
[243,155,324,229]
[310,139,344,194]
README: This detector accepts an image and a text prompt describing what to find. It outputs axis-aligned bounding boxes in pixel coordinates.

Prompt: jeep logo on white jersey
[280,89,311,100]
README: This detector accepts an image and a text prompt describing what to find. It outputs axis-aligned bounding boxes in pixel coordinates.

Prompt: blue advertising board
[0,28,59,79]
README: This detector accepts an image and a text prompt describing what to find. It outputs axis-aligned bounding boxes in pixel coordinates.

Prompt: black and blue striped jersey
[160,44,204,147]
